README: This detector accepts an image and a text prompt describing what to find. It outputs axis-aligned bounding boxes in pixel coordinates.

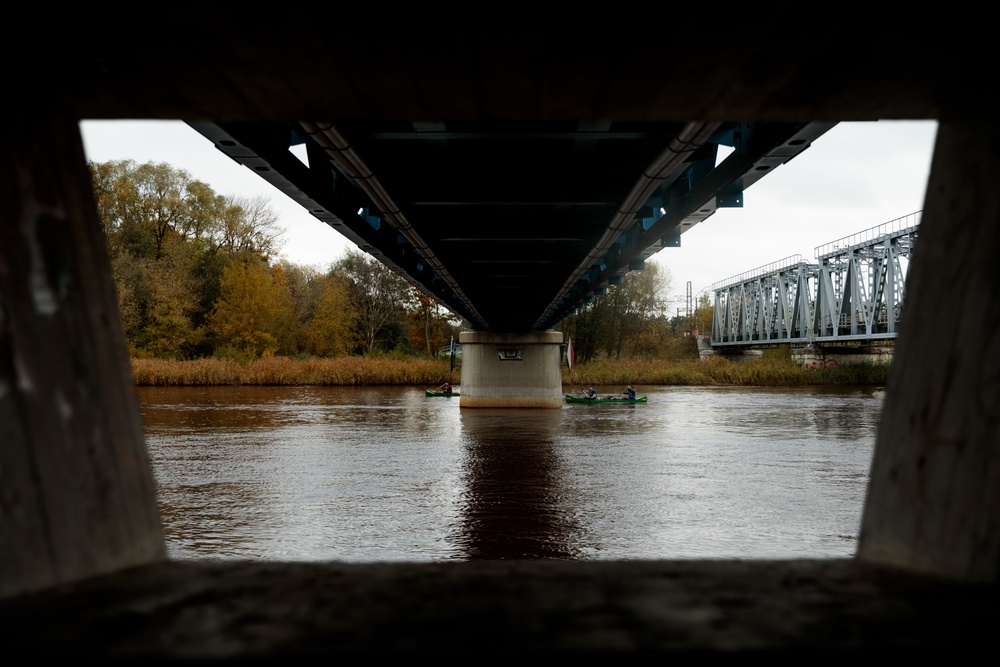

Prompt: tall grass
[563,357,891,387]
[133,355,889,387]
[132,356,458,386]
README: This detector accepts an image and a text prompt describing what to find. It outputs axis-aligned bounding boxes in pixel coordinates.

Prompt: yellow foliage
[210,259,298,359]
[306,275,354,357]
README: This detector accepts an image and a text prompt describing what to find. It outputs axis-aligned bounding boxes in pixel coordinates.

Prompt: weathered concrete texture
[0,110,166,600]
[459,331,564,408]
[858,122,1000,581]
[790,345,894,368]
[697,338,720,361]
[0,559,993,658]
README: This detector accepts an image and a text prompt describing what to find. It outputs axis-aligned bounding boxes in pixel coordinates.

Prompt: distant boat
[425,389,459,397]
[564,394,647,404]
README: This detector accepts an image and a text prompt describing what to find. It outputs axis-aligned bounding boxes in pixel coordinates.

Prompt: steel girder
[188,120,834,333]
[812,214,919,340]
[710,212,920,347]
[712,257,817,345]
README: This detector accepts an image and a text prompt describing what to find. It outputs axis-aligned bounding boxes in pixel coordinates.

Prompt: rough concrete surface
[0,559,994,660]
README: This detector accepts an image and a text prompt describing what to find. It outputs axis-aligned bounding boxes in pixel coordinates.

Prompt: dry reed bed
[133,356,890,387]
[132,356,457,386]
[562,358,891,387]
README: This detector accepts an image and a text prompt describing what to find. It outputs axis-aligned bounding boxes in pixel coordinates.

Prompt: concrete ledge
[0,559,994,657]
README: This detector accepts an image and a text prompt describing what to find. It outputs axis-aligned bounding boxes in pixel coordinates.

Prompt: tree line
[554,258,719,362]
[91,160,461,360]
[92,159,707,362]
[558,262,706,364]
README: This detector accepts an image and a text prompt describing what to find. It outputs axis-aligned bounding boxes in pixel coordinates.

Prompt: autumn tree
[208,258,298,358]
[693,292,714,336]
[141,259,205,358]
[617,262,671,358]
[305,272,355,357]
[406,287,461,356]
[276,260,321,324]
[90,159,289,358]
[560,260,672,361]
[561,293,608,364]
[91,159,216,260]
[212,194,285,260]
[335,249,411,355]
[109,251,152,353]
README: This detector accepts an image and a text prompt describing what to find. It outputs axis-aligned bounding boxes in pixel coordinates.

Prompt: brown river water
[138,384,883,562]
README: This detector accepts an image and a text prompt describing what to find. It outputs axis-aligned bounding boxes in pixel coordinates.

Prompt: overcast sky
[79,119,938,312]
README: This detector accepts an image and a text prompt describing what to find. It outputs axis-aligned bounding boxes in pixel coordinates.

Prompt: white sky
[79,119,938,312]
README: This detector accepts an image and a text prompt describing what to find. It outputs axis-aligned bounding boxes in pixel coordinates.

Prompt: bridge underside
[190,119,830,331]
[189,117,841,406]
[2,17,999,657]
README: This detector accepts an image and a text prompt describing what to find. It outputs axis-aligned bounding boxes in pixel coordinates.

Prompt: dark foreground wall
[0,559,995,657]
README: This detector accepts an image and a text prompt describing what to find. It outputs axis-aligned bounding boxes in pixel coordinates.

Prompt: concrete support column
[0,108,166,599]
[696,335,717,361]
[458,331,564,408]
[858,121,1000,582]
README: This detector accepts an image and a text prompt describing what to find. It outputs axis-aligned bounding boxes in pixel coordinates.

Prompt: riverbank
[131,355,891,387]
[131,356,456,386]
[563,357,890,387]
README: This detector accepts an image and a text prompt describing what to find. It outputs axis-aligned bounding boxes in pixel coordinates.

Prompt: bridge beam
[458,331,564,408]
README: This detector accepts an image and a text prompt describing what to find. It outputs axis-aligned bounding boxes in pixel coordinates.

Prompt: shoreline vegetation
[131,355,891,388]
[97,159,891,393]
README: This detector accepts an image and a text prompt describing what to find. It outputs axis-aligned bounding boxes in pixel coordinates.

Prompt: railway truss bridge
[709,211,920,360]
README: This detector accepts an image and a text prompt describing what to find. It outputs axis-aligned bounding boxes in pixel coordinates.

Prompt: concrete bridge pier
[458,331,564,408]
[696,336,763,362]
[696,335,716,360]
[791,344,894,368]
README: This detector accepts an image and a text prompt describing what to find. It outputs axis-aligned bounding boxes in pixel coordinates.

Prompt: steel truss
[711,212,919,346]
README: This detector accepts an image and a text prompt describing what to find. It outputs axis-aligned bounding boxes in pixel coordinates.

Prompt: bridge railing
[710,213,920,347]
[814,211,921,259]
[711,254,806,292]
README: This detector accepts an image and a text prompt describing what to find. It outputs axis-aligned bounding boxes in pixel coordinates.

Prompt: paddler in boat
[611,384,636,400]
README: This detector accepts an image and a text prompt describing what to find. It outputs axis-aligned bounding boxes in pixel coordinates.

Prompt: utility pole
[686,281,693,332]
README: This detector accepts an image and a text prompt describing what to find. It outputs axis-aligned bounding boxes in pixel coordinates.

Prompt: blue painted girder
[190,120,833,332]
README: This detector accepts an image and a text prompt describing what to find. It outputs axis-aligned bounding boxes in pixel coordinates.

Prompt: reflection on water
[139,385,882,562]
[455,409,577,559]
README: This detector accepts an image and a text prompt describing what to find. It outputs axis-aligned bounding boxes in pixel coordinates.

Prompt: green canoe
[564,394,647,404]
[425,389,460,397]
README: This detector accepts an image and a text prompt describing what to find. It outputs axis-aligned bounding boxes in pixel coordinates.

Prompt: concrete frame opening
[1,98,997,654]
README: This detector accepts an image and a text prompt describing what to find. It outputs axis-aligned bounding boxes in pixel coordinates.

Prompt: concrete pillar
[696,335,718,361]
[0,108,166,599]
[858,121,1000,582]
[792,344,894,367]
[458,331,564,408]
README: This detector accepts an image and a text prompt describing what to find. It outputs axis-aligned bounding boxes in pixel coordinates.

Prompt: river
[138,384,883,562]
